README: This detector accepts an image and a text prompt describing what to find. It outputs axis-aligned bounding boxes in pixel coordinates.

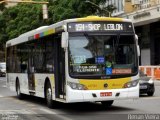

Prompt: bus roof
[6,16,132,47]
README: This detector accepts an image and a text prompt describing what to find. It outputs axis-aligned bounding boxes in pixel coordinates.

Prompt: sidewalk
[154,80,160,86]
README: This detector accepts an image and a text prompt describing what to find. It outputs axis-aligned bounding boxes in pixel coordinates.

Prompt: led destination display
[68,22,134,33]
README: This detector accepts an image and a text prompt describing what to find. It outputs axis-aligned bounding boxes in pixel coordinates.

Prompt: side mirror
[61,32,68,48]
[135,34,140,56]
[137,45,140,57]
[135,34,138,44]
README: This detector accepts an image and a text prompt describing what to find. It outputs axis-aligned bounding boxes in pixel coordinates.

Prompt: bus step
[55,98,66,103]
[29,90,35,95]
[59,95,66,99]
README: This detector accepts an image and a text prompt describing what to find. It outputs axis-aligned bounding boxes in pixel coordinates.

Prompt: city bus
[6,16,140,108]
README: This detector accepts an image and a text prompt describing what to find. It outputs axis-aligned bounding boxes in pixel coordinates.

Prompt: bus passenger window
[21,63,27,73]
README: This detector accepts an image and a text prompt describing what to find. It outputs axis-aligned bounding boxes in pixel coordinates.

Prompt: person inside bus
[105,54,114,68]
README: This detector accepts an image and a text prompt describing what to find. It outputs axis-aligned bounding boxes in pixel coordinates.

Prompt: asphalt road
[0,77,160,120]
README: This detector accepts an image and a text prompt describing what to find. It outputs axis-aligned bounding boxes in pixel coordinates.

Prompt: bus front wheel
[45,82,54,108]
[101,100,114,107]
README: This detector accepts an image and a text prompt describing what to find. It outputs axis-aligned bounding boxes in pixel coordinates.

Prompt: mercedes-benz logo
[104,83,108,88]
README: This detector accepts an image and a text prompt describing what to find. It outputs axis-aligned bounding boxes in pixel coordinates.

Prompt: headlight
[148,79,154,84]
[123,80,139,88]
[68,82,88,90]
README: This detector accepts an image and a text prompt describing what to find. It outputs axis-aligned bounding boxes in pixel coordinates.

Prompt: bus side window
[21,63,27,73]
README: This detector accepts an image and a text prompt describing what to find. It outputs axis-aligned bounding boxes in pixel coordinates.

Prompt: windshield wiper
[84,32,90,39]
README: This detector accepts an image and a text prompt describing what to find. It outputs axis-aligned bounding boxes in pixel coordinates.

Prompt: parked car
[139,70,155,96]
[0,62,6,77]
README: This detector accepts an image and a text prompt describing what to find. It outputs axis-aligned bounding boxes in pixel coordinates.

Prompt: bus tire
[147,91,154,96]
[45,82,54,108]
[16,80,24,99]
[101,100,114,107]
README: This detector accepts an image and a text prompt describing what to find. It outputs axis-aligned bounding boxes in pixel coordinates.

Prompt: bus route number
[75,24,101,31]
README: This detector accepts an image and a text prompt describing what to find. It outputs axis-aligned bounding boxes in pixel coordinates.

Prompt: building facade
[109,0,160,66]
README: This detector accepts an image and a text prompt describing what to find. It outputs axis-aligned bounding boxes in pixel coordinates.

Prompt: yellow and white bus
[6,16,140,108]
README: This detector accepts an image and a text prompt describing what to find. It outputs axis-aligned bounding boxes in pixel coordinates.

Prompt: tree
[0,0,116,44]
[1,4,49,40]
[48,0,116,23]
[0,0,6,11]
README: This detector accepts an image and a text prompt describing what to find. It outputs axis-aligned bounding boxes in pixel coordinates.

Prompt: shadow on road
[10,95,135,114]
[57,102,135,114]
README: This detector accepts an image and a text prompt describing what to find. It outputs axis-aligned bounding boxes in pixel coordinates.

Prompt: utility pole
[0,0,49,19]
[42,4,48,19]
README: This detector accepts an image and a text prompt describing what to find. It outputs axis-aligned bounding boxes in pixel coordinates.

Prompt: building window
[107,0,124,16]
[140,0,151,9]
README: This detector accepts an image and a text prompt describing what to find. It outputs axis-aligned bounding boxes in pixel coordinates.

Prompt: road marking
[40,108,73,120]
[0,79,6,82]
[0,109,37,114]
[0,109,29,112]
[0,109,47,120]
[40,108,57,114]
[0,109,26,112]
[27,104,36,107]
[140,96,160,100]
[0,95,3,97]
[13,100,37,107]
[2,85,6,87]
[2,97,38,107]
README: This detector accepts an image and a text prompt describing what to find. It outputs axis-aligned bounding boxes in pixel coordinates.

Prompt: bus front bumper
[66,85,139,103]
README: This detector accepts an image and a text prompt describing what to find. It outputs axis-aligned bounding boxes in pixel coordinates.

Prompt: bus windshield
[68,34,138,78]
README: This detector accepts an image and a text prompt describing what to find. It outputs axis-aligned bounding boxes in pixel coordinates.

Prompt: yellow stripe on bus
[50,75,55,88]
[79,77,131,90]
[77,16,124,22]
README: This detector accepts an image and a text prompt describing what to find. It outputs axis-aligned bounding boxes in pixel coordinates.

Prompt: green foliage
[0,0,116,45]
[1,4,49,41]
[0,13,6,46]
[48,0,114,23]
[0,2,6,11]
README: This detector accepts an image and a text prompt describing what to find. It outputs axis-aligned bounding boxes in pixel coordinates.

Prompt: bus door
[54,36,65,99]
[28,47,35,93]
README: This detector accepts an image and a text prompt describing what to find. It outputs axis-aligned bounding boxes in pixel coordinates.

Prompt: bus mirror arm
[61,32,68,48]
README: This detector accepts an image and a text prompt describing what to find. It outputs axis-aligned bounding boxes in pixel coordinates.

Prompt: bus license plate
[100,92,112,97]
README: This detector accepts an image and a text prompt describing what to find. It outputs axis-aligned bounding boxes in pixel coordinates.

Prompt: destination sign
[68,22,133,33]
